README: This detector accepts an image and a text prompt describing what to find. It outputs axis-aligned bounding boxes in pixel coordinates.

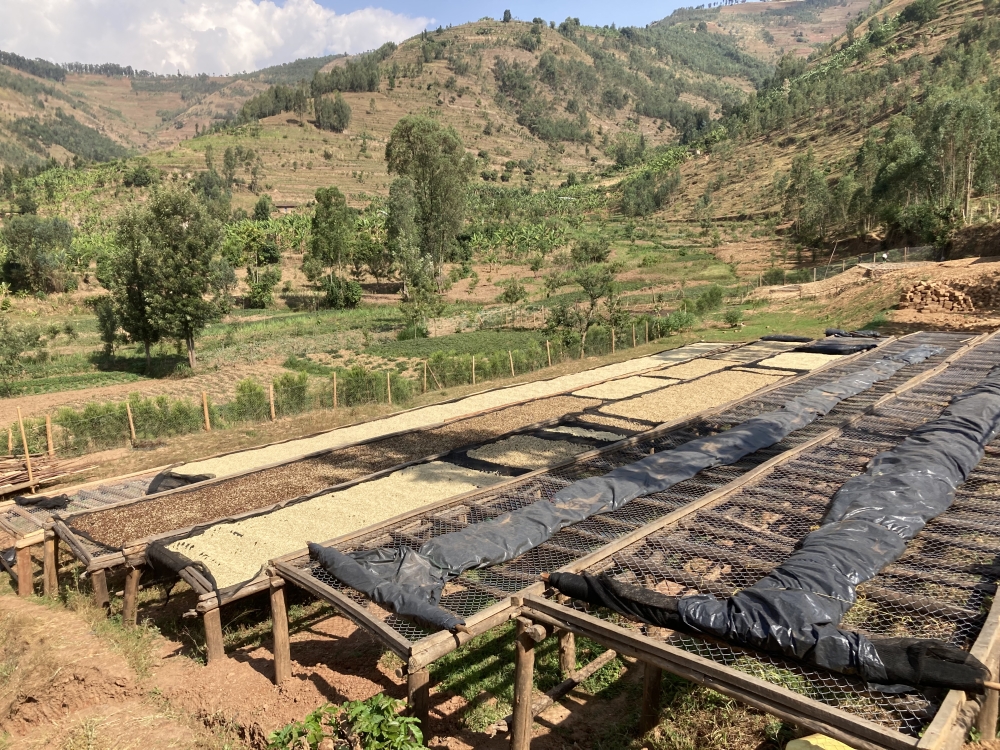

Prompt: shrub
[723,308,744,327]
[570,237,610,266]
[267,694,422,750]
[761,267,786,285]
[693,285,724,314]
[397,323,429,340]
[228,378,270,422]
[273,371,310,416]
[338,366,412,406]
[496,278,528,304]
[322,277,363,309]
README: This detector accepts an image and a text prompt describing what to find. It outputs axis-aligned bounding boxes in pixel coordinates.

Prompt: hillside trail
[0,588,640,750]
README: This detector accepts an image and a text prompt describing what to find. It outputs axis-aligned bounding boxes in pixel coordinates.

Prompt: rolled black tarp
[550,365,1000,692]
[760,334,815,343]
[795,337,880,355]
[311,345,941,632]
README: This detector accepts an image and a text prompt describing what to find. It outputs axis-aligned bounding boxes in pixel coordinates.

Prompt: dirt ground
[0,590,645,750]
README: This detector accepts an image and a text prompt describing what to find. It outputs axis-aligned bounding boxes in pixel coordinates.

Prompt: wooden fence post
[422,361,427,394]
[125,402,137,443]
[7,427,12,456]
[645,320,649,344]
[509,350,515,377]
[269,383,276,421]
[472,355,476,385]
[386,372,392,405]
[45,414,54,456]
[16,407,33,487]
[201,392,211,432]
[813,267,817,282]
[632,324,637,348]
[545,340,552,367]
[333,372,338,409]
[611,328,616,354]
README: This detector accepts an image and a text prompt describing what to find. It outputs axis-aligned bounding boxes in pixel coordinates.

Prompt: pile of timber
[1,454,92,496]
[898,276,1000,313]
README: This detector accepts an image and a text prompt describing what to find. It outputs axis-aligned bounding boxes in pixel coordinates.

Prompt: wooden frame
[260,334,980,724]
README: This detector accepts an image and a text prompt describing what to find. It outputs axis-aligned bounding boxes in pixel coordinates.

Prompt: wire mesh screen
[568,333,1000,739]
[290,332,973,650]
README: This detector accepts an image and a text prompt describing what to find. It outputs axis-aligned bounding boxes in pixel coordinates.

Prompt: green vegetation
[0,49,66,81]
[9,110,129,162]
[267,694,422,750]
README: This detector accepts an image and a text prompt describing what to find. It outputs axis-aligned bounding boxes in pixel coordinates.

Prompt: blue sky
[1,0,692,76]
[327,0,687,30]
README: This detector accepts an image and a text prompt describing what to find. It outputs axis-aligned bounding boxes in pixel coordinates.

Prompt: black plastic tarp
[550,364,1000,691]
[760,334,814,343]
[795,337,881,355]
[311,345,941,632]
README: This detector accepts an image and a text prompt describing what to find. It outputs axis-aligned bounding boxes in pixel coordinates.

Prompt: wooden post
[15,547,33,597]
[269,383,276,421]
[408,668,430,728]
[509,350,515,377]
[270,578,291,684]
[333,372,338,409]
[122,565,142,627]
[813,267,817,282]
[978,685,999,741]
[632,324,636,348]
[512,618,538,750]
[558,630,575,677]
[645,320,649,344]
[423,361,427,393]
[639,662,663,736]
[611,328,616,354]
[16,407,33,487]
[904,246,908,262]
[7,427,12,455]
[546,340,551,367]
[842,259,846,271]
[386,371,392,405]
[472,355,476,386]
[45,414,54,457]
[43,532,58,596]
[125,402,137,443]
[203,607,226,664]
[91,568,110,610]
[201,392,211,432]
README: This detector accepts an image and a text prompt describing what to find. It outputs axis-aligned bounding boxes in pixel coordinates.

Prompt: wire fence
[3,315,688,465]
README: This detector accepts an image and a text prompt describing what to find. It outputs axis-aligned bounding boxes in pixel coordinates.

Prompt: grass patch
[4,370,144,396]
[369,330,545,359]
[63,590,160,677]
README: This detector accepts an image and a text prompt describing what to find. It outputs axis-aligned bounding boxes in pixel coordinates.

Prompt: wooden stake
[423,361,427,393]
[7,427,12,455]
[558,630,575,677]
[270,580,291,684]
[546,340,551,367]
[16,407,33,486]
[472,355,476,385]
[632,323,636,348]
[268,383,276,420]
[512,618,538,750]
[204,608,226,664]
[640,662,663,735]
[43,532,58,596]
[91,568,110,611]
[201,392,211,432]
[16,547,33,597]
[611,328,616,354]
[45,414,54,456]
[509,350,515,377]
[386,371,392,405]
[645,320,649,344]
[333,372,338,409]
[126,402,137,443]
[407,669,430,728]
[122,565,142,627]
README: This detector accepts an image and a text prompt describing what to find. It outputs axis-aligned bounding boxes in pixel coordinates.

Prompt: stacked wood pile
[1,454,91,496]
[898,276,1000,312]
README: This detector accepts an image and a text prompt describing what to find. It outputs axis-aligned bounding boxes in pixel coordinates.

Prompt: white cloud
[0,0,431,75]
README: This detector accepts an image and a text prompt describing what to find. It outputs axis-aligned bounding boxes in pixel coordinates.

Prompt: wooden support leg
[269,579,291,685]
[978,657,1000,741]
[203,608,226,665]
[512,618,538,750]
[15,547,33,597]
[122,565,142,627]
[639,662,663,736]
[558,630,575,678]
[407,669,430,729]
[91,568,111,611]
[43,533,58,597]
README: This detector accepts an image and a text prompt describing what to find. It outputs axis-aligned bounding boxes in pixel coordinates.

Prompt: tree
[100,205,163,370]
[1,215,75,293]
[385,116,474,287]
[0,313,44,396]
[316,93,352,132]
[305,187,354,282]
[386,176,433,302]
[782,149,831,244]
[140,190,222,368]
[503,9,513,22]
[253,194,274,221]
[354,203,393,284]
